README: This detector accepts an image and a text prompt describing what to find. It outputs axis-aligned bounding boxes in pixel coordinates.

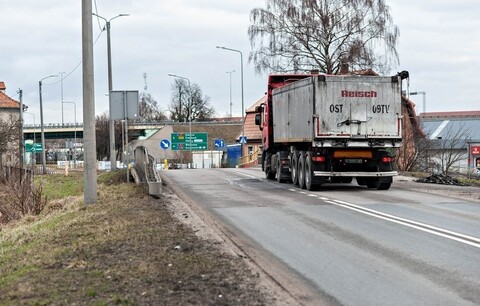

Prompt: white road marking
[230,172,480,248]
[325,199,480,249]
[233,170,257,179]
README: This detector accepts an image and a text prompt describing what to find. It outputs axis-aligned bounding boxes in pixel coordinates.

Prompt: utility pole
[226,70,235,117]
[82,0,97,204]
[60,71,65,125]
[18,89,24,166]
[106,19,116,171]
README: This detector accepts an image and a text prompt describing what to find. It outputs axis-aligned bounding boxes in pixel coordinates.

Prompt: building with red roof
[0,82,21,166]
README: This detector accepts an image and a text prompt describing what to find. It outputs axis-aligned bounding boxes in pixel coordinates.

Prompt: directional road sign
[214,139,225,148]
[160,139,171,150]
[25,143,42,152]
[171,132,208,151]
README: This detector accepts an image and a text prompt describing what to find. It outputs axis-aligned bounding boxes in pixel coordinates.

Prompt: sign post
[109,90,139,183]
[160,139,170,170]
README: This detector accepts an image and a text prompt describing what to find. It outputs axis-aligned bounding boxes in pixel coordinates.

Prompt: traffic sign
[160,139,171,149]
[214,139,225,149]
[171,132,208,151]
[239,136,247,144]
[25,143,42,152]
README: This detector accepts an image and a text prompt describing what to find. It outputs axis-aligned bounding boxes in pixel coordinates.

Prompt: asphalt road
[162,168,480,306]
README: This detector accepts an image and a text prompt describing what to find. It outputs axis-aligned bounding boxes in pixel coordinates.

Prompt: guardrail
[132,146,162,196]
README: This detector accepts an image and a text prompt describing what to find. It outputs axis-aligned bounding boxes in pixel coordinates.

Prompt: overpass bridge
[22,120,242,141]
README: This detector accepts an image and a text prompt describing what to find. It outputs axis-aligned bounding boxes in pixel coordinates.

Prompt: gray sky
[2,0,479,125]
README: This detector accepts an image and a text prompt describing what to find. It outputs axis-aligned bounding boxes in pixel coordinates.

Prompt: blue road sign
[239,136,247,144]
[160,139,171,149]
[214,139,225,148]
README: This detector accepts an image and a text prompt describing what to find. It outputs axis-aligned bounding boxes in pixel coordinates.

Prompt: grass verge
[0,171,270,305]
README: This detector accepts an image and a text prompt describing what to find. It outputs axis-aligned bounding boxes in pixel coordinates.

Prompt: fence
[238,148,262,168]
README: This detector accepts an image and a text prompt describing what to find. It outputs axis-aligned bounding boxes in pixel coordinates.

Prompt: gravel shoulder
[394,175,480,203]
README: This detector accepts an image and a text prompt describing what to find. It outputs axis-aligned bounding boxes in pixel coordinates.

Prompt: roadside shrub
[0,173,47,224]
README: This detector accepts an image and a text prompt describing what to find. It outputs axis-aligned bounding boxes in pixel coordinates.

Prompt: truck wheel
[276,153,285,183]
[298,152,306,189]
[377,183,391,190]
[366,178,379,189]
[356,177,367,186]
[291,150,299,186]
[305,153,317,191]
[265,153,275,180]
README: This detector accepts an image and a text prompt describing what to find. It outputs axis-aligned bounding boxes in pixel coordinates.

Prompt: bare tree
[139,92,167,122]
[169,79,189,122]
[169,81,215,121]
[397,126,428,172]
[248,0,399,74]
[190,84,215,121]
[0,113,20,167]
[95,113,123,162]
[431,123,470,176]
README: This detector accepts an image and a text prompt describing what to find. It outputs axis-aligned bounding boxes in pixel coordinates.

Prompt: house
[236,96,265,163]
[0,82,21,166]
[419,111,480,174]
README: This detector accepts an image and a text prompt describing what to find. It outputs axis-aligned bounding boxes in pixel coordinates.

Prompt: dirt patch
[0,175,277,305]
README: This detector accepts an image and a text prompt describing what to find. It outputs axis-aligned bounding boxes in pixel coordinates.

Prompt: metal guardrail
[133,146,162,196]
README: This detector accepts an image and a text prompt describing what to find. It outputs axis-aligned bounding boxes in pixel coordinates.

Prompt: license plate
[345,159,363,164]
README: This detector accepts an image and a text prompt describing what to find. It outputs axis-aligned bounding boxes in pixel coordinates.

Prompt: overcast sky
[2,0,479,125]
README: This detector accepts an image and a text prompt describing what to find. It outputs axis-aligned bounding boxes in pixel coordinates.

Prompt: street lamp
[226,70,235,117]
[59,71,65,125]
[168,73,193,165]
[63,101,77,166]
[93,12,129,170]
[216,46,245,155]
[410,91,426,115]
[39,74,58,174]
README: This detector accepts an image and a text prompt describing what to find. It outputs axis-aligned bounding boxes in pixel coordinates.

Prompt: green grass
[35,172,84,200]
[0,170,269,305]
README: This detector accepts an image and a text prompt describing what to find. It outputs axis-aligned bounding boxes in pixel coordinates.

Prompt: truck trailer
[255,71,409,191]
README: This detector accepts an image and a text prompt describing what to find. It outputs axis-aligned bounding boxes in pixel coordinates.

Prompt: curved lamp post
[216,46,245,154]
[92,12,129,170]
[168,73,193,165]
[39,74,58,174]
[63,101,77,166]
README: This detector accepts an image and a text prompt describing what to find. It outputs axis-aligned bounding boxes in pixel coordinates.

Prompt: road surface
[162,168,480,306]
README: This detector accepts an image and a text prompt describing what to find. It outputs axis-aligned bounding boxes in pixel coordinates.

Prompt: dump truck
[255,71,409,190]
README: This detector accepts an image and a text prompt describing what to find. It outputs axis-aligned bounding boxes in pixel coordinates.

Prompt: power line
[49,30,105,86]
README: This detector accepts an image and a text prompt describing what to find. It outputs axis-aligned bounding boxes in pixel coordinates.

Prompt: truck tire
[305,153,317,191]
[264,153,275,180]
[377,183,391,190]
[276,153,285,183]
[356,177,367,186]
[298,152,306,189]
[291,150,299,186]
[366,178,379,189]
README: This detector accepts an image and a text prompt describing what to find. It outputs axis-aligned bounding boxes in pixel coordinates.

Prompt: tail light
[312,156,326,162]
[382,157,394,163]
